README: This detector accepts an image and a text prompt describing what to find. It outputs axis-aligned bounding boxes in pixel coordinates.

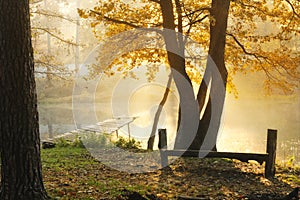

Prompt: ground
[41,147,300,200]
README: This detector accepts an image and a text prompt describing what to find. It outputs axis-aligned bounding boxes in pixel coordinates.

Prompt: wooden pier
[78,117,137,139]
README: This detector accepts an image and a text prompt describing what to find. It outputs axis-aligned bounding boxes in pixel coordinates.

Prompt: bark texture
[0,0,49,199]
[189,0,231,151]
[159,0,230,151]
[160,0,199,150]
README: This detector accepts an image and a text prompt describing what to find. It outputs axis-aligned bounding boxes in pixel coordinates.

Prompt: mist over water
[218,73,300,164]
[38,72,300,165]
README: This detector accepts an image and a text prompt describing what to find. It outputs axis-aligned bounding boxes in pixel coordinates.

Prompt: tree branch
[35,70,73,75]
[227,33,267,61]
[31,10,77,24]
[32,27,77,46]
[182,3,210,37]
[186,15,209,27]
[34,71,72,80]
[35,61,74,80]
[285,0,300,18]
[183,14,209,44]
[234,0,274,17]
[182,7,211,18]
[227,33,300,84]
[90,9,164,37]
[103,16,141,28]
[149,0,160,3]
[90,10,141,28]
[175,0,183,34]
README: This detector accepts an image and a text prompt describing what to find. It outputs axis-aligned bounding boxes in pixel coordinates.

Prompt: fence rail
[158,129,277,178]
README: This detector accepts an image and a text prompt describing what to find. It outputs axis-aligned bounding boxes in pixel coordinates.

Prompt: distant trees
[0,0,49,199]
[30,0,79,81]
[80,0,300,151]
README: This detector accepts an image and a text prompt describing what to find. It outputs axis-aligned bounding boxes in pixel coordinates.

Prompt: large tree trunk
[0,0,50,199]
[188,0,230,151]
[159,0,199,150]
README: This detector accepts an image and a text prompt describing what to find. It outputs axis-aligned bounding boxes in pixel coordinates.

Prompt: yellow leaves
[90,22,100,28]
[78,0,300,95]
[77,9,89,19]
[105,24,128,37]
[186,66,202,85]
[103,2,115,12]
[226,73,239,99]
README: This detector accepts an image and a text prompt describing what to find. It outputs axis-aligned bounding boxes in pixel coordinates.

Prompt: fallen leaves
[41,147,299,199]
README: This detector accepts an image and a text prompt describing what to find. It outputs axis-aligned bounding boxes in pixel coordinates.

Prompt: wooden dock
[78,117,137,139]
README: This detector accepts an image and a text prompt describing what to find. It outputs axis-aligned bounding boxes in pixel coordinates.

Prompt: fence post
[265,129,277,178]
[158,129,168,167]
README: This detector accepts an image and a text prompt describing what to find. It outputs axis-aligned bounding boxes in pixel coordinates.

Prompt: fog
[37,69,300,164]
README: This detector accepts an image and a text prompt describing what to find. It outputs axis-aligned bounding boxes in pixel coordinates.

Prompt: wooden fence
[158,129,277,178]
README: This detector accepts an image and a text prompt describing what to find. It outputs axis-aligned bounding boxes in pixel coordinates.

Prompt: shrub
[55,137,71,147]
[114,137,141,150]
[80,132,111,148]
[71,135,85,148]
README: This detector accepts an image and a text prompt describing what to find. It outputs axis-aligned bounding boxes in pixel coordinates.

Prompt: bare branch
[186,15,209,27]
[35,60,74,80]
[184,14,209,43]
[31,10,77,24]
[35,70,73,75]
[182,7,211,18]
[32,27,77,46]
[182,3,210,38]
[35,70,72,80]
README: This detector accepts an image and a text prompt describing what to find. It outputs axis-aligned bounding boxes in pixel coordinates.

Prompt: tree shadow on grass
[157,157,299,199]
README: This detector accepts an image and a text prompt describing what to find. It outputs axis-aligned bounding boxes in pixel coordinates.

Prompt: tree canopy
[78,0,299,151]
[79,0,300,95]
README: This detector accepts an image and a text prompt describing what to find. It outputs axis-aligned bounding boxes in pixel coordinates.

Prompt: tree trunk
[159,0,199,150]
[0,0,50,199]
[188,0,230,151]
[147,75,172,150]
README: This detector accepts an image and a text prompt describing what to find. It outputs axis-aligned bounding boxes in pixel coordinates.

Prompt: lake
[38,80,300,165]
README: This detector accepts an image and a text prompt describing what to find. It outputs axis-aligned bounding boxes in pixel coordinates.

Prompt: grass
[41,147,151,199]
[41,146,300,200]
